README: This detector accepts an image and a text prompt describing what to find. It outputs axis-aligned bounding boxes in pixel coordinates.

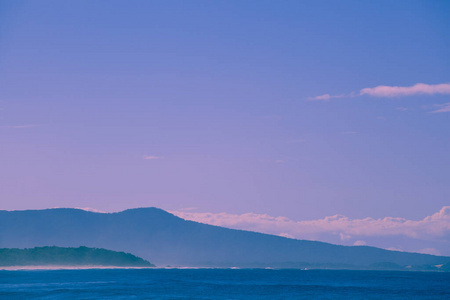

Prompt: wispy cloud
[143,155,161,160]
[308,94,347,101]
[75,207,106,213]
[310,82,450,100]
[172,206,450,254]
[360,83,450,98]
[353,240,367,246]
[430,102,450,113]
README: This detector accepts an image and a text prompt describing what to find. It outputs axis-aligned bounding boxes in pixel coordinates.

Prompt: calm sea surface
[0,269,449,299]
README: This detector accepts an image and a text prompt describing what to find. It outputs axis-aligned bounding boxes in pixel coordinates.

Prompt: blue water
[0,269,449,299]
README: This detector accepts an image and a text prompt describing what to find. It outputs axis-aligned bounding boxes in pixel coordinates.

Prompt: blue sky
[0,0,449,226]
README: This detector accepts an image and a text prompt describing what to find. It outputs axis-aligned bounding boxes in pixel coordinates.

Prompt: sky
[1,1,449,253]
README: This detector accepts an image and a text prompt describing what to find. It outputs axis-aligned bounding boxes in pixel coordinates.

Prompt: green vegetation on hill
[0,246,154,267]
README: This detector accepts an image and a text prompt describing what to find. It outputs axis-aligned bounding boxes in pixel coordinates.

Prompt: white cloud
[309,82,450,101]
[279,232,295,239]
[171,206,450,254]
[75,207,106,213]
[431,102,450,113]
[143,155,161,160]
[360,83,450,97]
[308,94,346,101]
[353,240,367,246]
[386,247,404,252]
[309,94,331,101]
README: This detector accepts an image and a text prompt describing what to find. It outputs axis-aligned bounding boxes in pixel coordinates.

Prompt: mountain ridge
[0,207,448,270]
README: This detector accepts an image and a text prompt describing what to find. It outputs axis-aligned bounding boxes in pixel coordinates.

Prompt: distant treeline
[0,246,154,267]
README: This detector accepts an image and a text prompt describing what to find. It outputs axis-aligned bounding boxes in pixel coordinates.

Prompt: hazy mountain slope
[0,208,448,268]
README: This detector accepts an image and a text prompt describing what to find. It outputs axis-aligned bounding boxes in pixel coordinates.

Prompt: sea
[0,268,449,299]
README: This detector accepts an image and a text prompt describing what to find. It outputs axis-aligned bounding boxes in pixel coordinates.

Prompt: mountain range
[0,208,449,270]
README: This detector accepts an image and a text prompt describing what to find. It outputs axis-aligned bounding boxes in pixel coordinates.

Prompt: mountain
[0,246,154,267]
[0,208,449,270]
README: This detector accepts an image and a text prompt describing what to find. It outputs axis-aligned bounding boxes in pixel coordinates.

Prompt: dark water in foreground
[0,269,449,299]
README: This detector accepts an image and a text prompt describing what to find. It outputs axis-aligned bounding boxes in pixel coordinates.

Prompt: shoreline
[1,266,447,272]
[0,265,156,271]
[0,266,222,271]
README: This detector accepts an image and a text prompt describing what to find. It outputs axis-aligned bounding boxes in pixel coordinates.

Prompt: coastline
[0,265,156,271]
[0,266,220,271]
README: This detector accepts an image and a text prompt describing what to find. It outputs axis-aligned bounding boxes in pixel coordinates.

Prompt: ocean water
[0,269,449,299]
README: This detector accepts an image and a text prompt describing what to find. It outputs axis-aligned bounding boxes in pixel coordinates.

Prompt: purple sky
[0,1,449,253]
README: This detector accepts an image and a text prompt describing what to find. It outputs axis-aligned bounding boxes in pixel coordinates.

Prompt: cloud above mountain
[172,206,450,255]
